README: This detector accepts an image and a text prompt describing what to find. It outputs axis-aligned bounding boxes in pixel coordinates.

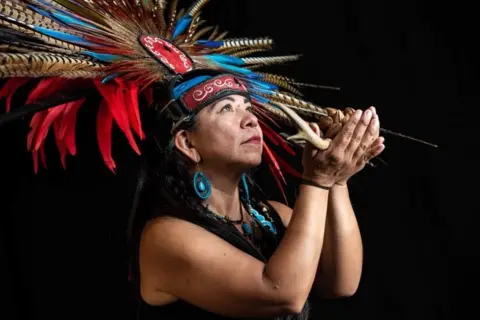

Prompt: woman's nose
[241,109,259,128]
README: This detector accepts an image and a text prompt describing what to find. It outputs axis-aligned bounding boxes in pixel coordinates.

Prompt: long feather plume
[0,0,435,201]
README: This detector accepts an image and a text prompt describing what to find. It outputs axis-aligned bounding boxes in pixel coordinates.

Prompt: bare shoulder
[267,200,293,227]
[139,215,218,267]
[138,216,200,304]
[138,215,299,317]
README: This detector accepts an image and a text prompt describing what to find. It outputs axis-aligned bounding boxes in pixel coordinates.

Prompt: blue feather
[204,54,245,66]
[101,73,120,84]
[173,75,212,99]
[195,40,223,48]
[248,79,278,90]
[247,73,264,79]
[214,62,252,75]
[33,26,91,46]
[250,94,270,104]
[83,51,120,62]
[172,15,193,39]
[52,11,98,29]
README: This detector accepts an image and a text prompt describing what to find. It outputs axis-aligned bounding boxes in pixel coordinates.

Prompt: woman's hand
[302,107,384,187]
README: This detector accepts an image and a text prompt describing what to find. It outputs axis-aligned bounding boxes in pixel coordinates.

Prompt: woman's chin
[241,154,263,168]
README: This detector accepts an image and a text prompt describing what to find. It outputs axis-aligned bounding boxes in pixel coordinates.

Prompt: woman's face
[175,94,263,171]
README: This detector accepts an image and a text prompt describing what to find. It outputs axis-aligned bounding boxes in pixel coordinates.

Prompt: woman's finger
[357,143,385,166]
[330,109,362,152]
[346,110,375,158]
[325,123,342,139]
[367,136,384,151]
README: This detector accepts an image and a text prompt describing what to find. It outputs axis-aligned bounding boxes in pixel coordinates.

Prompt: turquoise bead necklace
[205,201,256,240]
[205,174,277,240]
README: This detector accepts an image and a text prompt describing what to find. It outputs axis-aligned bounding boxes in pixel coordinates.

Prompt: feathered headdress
[0,0,435,200]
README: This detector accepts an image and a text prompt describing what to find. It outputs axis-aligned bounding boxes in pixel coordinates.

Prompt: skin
[138,95,385,318]
[271,107,385,297]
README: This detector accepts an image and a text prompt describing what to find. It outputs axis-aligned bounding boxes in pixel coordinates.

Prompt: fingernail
[355,110,362,119]
[363,110,372,124]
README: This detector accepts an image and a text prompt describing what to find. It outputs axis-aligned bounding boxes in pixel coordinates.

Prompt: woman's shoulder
[141,214,211,247]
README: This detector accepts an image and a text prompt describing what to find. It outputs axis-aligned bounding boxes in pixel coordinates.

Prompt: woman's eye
[246,106,254,113]
[220,105,232,112]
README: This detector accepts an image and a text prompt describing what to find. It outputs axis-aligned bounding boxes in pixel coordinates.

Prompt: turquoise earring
[193,171,211,199]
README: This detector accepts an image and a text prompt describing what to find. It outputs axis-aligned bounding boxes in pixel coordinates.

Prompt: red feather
[33,105,67,152]
[252,101,281,128]
[27,111,47,151]
[115,79,145,140]
[94,80,141,155]
[143,87,154,106]
[259,120,296,156]
[96,101,116,172]
[59,99,85,156]
[32,150,39,174]
[28,111,47,174]
[32,144,48,174]
[266,145,302,178]
[27,105,67,171]
[39,143,47,170]
[53,120,68,169]
[27,78,62,104]
[52,99,85,168]
[0,78,30,112]
[262,142,288,203]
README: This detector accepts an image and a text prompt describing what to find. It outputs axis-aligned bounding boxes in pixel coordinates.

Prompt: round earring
[193,171,211,199]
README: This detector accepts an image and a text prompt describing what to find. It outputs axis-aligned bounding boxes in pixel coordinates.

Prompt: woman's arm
[140,184,329,318]
[269,108,384,298]
[315,184,363,297]
[269,184,362,299]
[316,108,384,297]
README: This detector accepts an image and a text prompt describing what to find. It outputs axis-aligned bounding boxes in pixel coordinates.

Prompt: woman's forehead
[209,94,251,107]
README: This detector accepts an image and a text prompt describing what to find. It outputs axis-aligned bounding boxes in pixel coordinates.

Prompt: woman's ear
[174,130,200,163]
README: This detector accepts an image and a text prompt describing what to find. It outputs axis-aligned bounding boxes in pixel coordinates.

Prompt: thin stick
[295,83,341,91]
[375,156,388,165]
[380,128,438,148]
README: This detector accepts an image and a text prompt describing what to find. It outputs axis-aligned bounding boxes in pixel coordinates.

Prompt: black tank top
[130,199,311,320]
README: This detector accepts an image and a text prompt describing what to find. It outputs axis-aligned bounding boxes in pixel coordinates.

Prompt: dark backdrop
[1,0,478,319]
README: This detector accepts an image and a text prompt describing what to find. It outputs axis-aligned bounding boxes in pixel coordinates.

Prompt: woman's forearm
[265,184,329,309]
[315,184,363,297]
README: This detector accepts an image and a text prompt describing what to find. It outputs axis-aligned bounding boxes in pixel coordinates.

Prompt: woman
[0,1,385,319]
[126,69,385,320]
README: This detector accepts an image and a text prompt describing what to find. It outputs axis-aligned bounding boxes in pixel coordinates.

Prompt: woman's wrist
[300,173,335,189]
[299,178,332,190]
[334,180,347,187]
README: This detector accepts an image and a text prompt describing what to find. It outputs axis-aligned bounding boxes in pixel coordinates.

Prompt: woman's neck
[201,169,244,220]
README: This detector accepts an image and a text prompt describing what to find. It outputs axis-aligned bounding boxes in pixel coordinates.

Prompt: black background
[1,0,478,319]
